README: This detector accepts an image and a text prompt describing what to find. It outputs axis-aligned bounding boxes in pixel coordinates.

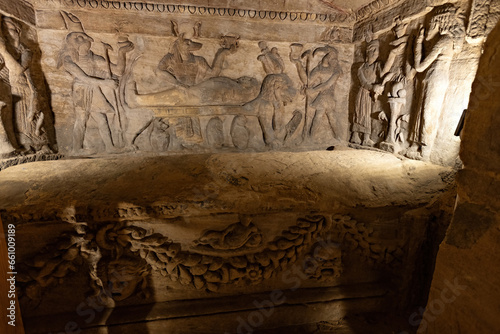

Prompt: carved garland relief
[17,213,405,306]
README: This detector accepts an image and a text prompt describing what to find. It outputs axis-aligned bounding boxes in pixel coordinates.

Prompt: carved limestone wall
[29,2,354,156]
[0,148,456,332]
[0,0,494,167]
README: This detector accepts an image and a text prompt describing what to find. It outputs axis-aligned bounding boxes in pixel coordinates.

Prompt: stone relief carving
[406,5,466,160]
[33,11,351,156]
[0,82,16,157]
[128,28,259,108]
[347,4,479,163]
[18,211,406,305]
[466,0,492,43]
[51,0,355,25]
[58,11,135,154]
[289,44,342,143]
[351,27,396,148]
[243,73,299,148]
[0,16,53,156]
[194,219,263,254]
[258,41,285,75]
[378,17,416,154]
[304,242,342,282]
[1,2,482,163]
[332,216,404,267]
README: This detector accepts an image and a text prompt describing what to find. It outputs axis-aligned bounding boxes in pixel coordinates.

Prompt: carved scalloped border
[49,0,355,24]
[353,0,405,22]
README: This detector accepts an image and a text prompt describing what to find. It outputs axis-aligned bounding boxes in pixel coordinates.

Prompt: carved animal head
[220,35,240,50]
[65,32,94,55]
[260,74,296,106]
[170,33,203,62]
[313,45,339,68]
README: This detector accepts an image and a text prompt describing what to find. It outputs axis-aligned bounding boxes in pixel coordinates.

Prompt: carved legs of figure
[406,78,448,160]
[0,101,17,157]
[350,131,374,147]
[258,111,280,148]
[309,108,338,141]
[72,109,117,153]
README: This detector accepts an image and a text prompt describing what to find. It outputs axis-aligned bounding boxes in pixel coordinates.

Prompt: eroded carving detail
[194,219,263,253]
[467,0,492,43]
[304,241,342,282]
[258,41,285,75]
[332,216,404,267]
[0,16,53,156]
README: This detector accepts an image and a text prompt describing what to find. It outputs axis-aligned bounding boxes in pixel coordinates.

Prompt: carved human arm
[405,38,417,81]
[205,46,235,78]
[414,28,443,73]
[309,66,342,94]
[62,55,117,89]
[110,40,134,77]
[357,65,374,91]
[381,42,405,76]
[0,38,24,78]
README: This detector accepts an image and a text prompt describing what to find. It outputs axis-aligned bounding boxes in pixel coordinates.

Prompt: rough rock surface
[419,15,500,334]
[0,150,452,212]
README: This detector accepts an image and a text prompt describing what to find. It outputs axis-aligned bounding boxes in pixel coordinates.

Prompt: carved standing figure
[0,99,16,156]
[351,40,384,146]
[58,12,134,154]
[0,16,52,154]
[407,5,465,160]
[307,46,342,140]
[0,59,17,157]
[290,45,342,142]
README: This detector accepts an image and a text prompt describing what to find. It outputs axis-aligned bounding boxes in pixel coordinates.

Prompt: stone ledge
[0,149,453,213]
